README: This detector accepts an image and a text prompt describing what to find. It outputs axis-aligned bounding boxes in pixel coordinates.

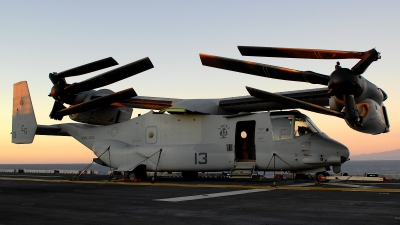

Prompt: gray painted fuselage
[57,111,349,173]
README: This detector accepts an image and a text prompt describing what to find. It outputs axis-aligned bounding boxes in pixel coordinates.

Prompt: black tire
[128,172,136,180]
[128,165,147,180]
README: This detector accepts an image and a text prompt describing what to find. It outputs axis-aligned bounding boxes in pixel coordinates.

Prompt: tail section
[12,81,37,144]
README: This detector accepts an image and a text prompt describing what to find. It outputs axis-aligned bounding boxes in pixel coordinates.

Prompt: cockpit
[270,111,321,140]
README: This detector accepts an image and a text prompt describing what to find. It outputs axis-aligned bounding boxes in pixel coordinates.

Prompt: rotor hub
[328,68,363,97]
[50,83,75,104]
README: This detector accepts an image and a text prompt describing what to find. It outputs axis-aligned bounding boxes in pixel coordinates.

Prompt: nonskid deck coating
[1,174,400,193]
[1,173,400,225]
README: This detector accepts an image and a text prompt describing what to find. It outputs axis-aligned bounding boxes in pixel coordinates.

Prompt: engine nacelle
[344,99,389,134]
[69,106,132,125]
[67,89,133,125]
[329,77,385,112]
[356,78,384,105]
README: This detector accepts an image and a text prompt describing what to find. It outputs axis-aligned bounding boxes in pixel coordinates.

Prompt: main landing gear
[126,165,147,181]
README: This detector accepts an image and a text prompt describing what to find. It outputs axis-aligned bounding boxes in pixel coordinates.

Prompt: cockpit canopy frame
[270,111,321,140]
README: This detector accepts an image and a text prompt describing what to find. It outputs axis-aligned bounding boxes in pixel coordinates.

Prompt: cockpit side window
[270,116,294,140]
[294,116,320,137]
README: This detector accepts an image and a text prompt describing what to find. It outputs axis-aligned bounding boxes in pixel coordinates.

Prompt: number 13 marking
[195,153,207,164]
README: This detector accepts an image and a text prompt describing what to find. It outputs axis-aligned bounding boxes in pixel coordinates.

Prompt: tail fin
[12,81,37,144]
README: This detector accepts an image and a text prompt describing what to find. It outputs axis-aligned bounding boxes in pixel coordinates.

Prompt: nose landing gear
[315,171,330,182]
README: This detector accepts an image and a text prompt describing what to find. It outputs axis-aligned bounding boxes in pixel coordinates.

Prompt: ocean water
[1,160,399,175]
[0,163,111,175]
[340,160,400,175]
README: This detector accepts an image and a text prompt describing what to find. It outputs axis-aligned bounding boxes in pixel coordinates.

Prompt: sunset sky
[1,1,399,163]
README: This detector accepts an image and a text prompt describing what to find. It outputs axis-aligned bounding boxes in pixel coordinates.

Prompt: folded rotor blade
[50,57,118,84]
[49,101,66,120]
[238,46,365,59]
[65,57,154,94]
[56,88,137,116]
[351,49,380,75]
[200,53,329,85]
[246,86,344,118]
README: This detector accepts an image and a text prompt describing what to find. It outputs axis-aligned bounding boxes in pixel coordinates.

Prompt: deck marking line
[324,183,379,188]
[1,175,63,178]
[155,189,270,202]
[287,183,316,187]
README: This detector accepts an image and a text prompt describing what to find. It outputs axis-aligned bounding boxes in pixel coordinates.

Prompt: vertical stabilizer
[12,81,37,144]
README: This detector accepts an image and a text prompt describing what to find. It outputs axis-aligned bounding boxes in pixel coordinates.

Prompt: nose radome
[310,133,350,159]
[331,139,350,160]
[324,137,350,174]
[337,142,350,159]
[329,139,349,158]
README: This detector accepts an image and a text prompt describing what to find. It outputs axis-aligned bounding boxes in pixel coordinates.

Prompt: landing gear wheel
[316,172,330,182]
[128,172,136,181]
[127,169,147,181]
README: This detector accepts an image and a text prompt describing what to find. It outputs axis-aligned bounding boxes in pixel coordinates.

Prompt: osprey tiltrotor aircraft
[12,46,389,180]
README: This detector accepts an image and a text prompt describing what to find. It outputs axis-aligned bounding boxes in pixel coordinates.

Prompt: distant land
[351,149,400,160]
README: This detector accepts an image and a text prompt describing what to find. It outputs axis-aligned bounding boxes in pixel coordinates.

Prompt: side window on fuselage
[271,116,293,140]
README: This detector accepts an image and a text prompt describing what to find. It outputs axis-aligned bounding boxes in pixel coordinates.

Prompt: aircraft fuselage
[58,111,349,174]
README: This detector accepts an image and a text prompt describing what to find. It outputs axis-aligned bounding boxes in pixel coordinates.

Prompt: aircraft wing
[112,96,181,110]
[219,88,329,113]
[107,88,329,115]
[115,96,221,114]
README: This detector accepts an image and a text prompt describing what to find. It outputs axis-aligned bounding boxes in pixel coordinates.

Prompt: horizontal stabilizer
[36,125,70,136]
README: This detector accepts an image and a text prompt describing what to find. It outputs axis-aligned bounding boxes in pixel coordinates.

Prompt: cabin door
[235,120,256,162]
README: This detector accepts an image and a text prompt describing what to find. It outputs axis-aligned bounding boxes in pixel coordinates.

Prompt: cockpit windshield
[294,116,320,137]
[270,114,320,140]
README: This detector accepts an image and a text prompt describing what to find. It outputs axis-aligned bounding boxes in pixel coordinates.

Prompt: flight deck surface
[1,173,400,225]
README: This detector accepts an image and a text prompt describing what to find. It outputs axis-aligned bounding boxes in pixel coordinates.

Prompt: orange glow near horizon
[1,136,96,164]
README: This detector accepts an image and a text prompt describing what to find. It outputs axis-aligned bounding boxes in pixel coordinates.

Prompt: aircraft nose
[327,137,349,158]
[308,133,349,173]
[337,143,350,162]
[329,142,349,173]
[310,133,350,161]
